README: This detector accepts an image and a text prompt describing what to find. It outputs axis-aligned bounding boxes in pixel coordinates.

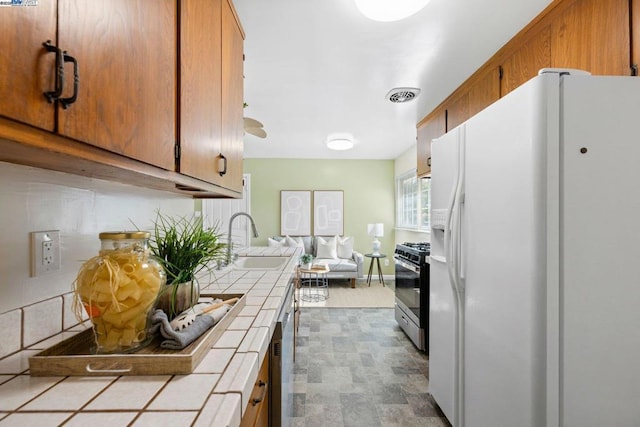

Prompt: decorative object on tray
[150,298,238,349]
[170,298,239,331]
[72,231,167,354]
[149,212,226,320]
[311,262,329,271]
[29,293,246,376]
[300,253,313,270]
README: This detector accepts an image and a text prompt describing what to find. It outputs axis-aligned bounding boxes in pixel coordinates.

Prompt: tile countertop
[0,246,301,427]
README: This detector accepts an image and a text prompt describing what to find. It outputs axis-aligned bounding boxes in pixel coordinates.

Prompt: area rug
[299,279,395,308]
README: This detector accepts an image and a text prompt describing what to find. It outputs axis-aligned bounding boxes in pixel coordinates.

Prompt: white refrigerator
[429,69,640,427]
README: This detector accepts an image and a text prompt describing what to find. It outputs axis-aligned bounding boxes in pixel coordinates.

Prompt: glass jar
[73,231,166,354]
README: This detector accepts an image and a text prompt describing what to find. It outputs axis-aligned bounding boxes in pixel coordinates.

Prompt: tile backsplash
[0,161,197,358]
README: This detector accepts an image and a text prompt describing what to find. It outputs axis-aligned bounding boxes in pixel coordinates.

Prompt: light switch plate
[30,230,61,277]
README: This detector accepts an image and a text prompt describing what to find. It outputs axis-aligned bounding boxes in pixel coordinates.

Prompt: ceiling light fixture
[354,0,431,22]
[326,136,354,151]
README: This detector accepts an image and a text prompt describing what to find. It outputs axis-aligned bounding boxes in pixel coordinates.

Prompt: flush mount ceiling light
[354,0,431,22]
[326,136,355,151]
[386,87,421,103]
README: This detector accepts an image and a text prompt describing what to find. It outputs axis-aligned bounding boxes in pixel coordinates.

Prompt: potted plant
[300,253,313,270]
[149,212,226,320]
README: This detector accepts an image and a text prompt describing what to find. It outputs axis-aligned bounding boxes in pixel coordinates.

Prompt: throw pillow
[315,236,338,259]
[268,237,286,248]
[336,235,354,259]
[285,235,305,251]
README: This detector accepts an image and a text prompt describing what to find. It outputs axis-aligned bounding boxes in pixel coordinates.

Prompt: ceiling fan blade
[245,127,267,138]
[243,117,264,129]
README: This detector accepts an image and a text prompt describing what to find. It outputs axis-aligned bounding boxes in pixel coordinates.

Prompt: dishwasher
[270,280,294,427]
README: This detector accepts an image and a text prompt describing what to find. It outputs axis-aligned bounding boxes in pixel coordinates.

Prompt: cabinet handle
[42,41,64,103]
[218,154,227,177]
[251,380,268,406]
[59,52,79,109]
[427,156,431,167]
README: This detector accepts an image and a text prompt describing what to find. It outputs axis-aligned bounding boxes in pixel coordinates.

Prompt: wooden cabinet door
[240,354,269,427]
[57,0,177,171]
[445,92,469,132]
[633,0,640,72]
[551,0,630,76]
[416,108,445,177]
[180,0,244,192]
[0,1,56,131]
[220,0,245,193]
[180,0,224,184]
[468,66,500,117]
[500,27,551,96]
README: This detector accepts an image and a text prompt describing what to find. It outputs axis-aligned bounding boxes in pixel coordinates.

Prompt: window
[396,169,430,230]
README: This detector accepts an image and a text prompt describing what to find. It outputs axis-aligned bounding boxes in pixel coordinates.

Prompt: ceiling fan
[244,117,267,138]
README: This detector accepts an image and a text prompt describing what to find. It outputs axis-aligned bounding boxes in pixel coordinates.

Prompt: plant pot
[156,280,200,320]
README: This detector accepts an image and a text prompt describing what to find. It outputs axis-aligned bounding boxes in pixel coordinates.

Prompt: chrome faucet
[227,212,259,264]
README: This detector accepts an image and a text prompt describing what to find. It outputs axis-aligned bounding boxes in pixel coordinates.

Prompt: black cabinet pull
[218,153,227,177]
[59,52,79,109]
[251,380,267,406]
[42,41,64,103]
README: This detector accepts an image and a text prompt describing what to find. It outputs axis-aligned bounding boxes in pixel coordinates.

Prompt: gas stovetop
[394,242,431,265]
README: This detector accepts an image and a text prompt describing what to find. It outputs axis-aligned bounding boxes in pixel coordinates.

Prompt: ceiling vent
[386,87,420,103]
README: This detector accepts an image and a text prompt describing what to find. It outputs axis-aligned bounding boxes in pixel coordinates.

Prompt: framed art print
[280,191,311,235]
[313,190,343,235]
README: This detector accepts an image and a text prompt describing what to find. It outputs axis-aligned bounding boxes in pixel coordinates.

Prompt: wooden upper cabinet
[468,66,500,117]
[220,0,245,193]
[417,108,445,177]
[550,0,630,76]
[0,1,57,132]
[632,0,640,72]
[500,27,551,96]
[445,92,469,132]
[180,0,223,184]
[180,0,244,193]
[57,0,177,171]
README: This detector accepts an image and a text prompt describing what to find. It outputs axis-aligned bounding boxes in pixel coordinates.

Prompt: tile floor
[292,307,451,426]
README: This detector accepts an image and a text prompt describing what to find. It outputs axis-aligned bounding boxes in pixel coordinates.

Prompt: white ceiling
[234,0,553,160]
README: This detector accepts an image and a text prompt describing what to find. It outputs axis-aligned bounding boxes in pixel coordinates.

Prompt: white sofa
[269,236,364,288]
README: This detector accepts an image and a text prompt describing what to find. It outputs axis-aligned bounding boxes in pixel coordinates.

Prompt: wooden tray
[29,293,245,376]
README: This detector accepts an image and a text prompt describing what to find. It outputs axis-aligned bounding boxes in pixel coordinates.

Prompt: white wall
[0,162,196,314]
[394,145,430,244]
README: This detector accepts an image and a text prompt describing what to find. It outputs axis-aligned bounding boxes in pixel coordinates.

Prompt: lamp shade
[367,223,384,237]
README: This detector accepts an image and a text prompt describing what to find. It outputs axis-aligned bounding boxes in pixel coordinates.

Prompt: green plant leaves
[149,212,227,285]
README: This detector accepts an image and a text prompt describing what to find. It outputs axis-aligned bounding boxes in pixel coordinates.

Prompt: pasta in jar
[73,231,166,354]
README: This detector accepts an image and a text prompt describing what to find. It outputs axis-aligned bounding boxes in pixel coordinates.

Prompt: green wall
[244,158,395,275]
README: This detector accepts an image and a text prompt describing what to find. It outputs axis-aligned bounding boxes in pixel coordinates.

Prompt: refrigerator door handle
[444,126,468,427]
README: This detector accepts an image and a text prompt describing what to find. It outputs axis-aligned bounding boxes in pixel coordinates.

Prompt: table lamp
[367,223,384,255]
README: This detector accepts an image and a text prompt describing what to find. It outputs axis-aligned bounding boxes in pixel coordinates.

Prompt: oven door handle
[394,257,420,273]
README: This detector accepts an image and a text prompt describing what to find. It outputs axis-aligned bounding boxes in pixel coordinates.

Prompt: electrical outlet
[30,230,61,277]
[384,258,389,266]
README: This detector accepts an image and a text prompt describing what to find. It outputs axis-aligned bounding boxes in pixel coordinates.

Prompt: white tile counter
[0,247,301,426]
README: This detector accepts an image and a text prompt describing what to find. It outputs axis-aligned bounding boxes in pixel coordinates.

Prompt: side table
[299,265,330,302]
[364,253,386,286]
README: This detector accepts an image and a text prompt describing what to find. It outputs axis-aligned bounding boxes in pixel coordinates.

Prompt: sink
[233,256,289,270]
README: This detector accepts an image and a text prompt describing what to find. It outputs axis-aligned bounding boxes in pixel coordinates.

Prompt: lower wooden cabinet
[240,354,269,427]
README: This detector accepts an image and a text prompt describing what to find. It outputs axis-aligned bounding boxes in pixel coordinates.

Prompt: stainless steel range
[394,242,430,352]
